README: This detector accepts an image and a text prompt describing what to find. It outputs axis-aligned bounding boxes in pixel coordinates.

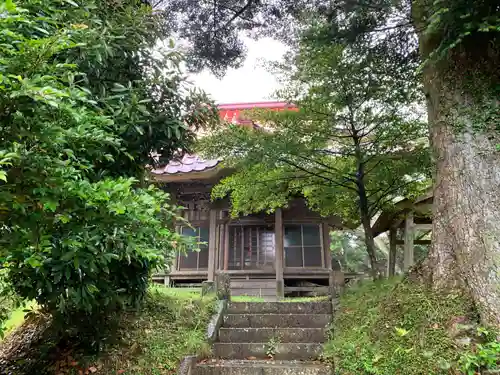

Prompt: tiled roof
[154,101,295,177]
[151,154,220,175]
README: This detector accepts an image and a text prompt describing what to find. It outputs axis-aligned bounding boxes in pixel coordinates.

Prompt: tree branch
[278,157,358,192]
[215,0,254,32]
[313,149,356,157]
[294,154,358,182]
[367,179,420,217]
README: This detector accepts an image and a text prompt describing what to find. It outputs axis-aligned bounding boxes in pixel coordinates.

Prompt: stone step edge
[225,313,332,316]
[219,327,326,330]
[196,364,329,369]
[197,359,329,368]
[213,342,323,344]
[231,302,331,306]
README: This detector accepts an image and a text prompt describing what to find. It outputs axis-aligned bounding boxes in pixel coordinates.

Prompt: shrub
[458,327,500,374]
[5,180,193,344]
[0,0,209,348]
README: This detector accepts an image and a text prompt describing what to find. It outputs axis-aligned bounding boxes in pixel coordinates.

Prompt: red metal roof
[154,101,295,177]
[218,101,296,124]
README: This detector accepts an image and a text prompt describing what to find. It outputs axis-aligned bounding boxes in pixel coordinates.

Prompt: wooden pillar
[388,226,397,277]
[172,225,180,272]
[322,223,332,269]
[404,211,415,271]
[275,208,284,299]
[223,224,229,271]
[207,209,217,282]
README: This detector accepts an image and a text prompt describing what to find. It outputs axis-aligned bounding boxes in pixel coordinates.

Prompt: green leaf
[56,214,71,224]
[63,0,79,6]
[4,0,16,12]
[61,251,75,262]
[33,27,50,35]
[26,257,42,268]
[395,327,409,337]
[43,200,58,212]
[111,83,128,92]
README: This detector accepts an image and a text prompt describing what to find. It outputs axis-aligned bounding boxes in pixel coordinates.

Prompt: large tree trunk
[414,1,500,326]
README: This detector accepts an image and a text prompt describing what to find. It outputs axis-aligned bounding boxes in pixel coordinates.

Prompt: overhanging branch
[278,157,358,192]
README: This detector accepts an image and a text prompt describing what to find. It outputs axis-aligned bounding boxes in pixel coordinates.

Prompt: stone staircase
[195,301,332,374]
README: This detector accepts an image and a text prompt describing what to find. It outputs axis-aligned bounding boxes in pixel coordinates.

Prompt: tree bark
[351,118,380,280]
[361,213,380,279]
[414,0,500,326]
[356,154,379,279]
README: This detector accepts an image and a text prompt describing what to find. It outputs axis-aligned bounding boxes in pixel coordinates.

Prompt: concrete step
[230,280,276,289]
[228,302,332,315]
[195,360,330,375]
[213,343,323,360]
[223,314,331,329]
[231,288,276,297]
[219,328,327,343]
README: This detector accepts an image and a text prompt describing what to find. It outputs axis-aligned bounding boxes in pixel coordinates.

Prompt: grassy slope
[1,301,37,337]
[323,277,477,375]
[0,287,215,375]
[80,286,215,375]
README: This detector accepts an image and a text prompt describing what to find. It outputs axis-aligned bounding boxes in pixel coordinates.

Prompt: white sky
[189,37,287,104]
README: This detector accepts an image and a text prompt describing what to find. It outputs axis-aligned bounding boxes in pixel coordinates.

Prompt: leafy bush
[324,278,477,375]
[0,0,213,347]
[5,180,193,339]
[458,327,500,374]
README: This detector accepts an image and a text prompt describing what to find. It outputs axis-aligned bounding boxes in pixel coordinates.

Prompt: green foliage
[458,328,500,374]
[330,230,388,274]
[0,270,24,338]
[82,286,214,374]
[324,278,477,374]
[265,334,281,358]
[199,21,430,277]
[331,230,430,274]
[0,0,211,341]
[88,286,215,374]
[6,180,186,316]
[158,0,323,76]
[199,21,430,226]
[0,287,215,374]
[1,301,38,339]
[423,0,499,63]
